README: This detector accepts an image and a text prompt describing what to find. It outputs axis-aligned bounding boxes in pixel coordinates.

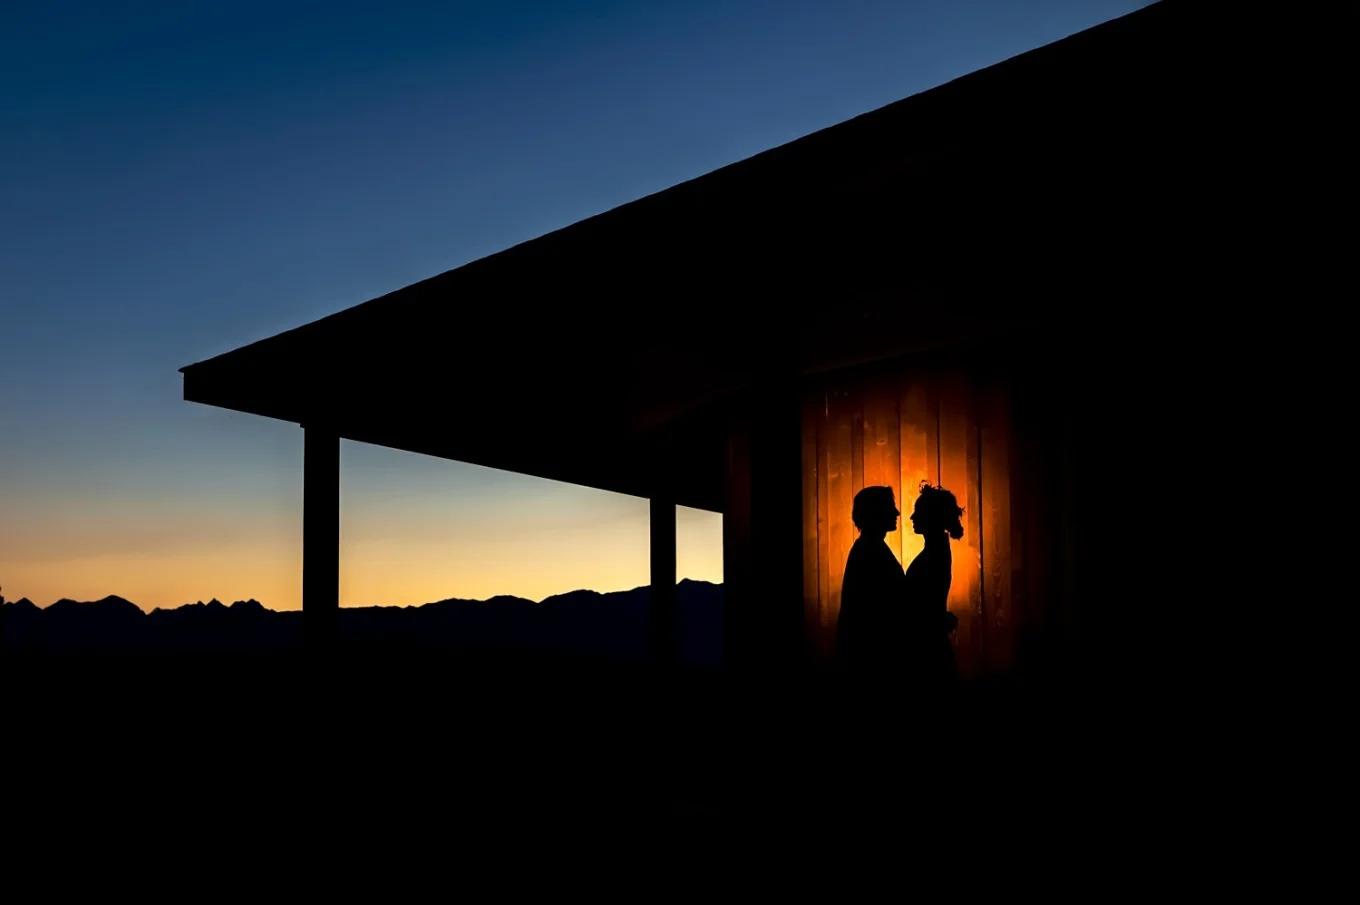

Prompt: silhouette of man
[836,486,904,676]
[830,486,910,811]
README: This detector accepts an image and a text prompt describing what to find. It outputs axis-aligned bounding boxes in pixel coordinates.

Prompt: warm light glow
[802,367,1013,675]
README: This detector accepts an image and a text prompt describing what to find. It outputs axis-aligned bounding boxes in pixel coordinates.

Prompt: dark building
[181,0,1257,681]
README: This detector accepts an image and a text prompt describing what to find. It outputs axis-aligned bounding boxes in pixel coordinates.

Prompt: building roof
[181,0,1227,509]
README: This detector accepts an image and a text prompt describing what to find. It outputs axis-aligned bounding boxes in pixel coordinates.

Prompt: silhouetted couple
[836,481,963,702]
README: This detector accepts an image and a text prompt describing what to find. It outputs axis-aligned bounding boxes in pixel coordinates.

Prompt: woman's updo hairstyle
[915,480,964,540]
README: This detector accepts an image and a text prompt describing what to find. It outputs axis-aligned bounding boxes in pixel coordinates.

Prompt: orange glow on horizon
[1,506,722,612]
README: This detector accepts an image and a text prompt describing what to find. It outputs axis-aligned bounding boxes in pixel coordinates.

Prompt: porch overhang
[180,0,1218,509]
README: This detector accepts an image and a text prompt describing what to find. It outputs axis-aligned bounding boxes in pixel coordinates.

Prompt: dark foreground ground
[4,645,1125,874]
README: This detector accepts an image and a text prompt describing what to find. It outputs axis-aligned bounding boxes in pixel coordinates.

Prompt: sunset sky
[1,0,1147,611]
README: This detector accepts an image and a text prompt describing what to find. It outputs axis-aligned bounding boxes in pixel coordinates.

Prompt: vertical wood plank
[1006,365,1029,670]
[801,389,822,654]
[1012,356,1062,674]
[980,373,1014,675]
[966,374,985,669]
[899,373,937,571]
[825,386,857,639]
[862,371,903,565]
[937,369,981,680]
[816,389,832,652]
[850,383,865,498]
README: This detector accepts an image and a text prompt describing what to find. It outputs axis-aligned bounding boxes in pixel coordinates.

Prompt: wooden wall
[800,354,1040,680]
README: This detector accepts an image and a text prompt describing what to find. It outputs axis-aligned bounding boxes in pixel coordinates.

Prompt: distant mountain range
[0,581,723,664]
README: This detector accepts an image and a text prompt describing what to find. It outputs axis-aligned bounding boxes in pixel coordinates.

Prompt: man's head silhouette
[852,486,899,536]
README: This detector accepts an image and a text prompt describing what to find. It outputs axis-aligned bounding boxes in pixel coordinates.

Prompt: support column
[303,426,339,647]
[649,493,677,665]
[723,375,806,672]
[722,415,751,668]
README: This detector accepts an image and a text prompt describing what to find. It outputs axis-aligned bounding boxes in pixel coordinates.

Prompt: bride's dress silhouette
[902,481,963,695]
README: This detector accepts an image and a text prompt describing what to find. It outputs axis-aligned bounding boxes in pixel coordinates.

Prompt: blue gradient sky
[0,0,1148,610]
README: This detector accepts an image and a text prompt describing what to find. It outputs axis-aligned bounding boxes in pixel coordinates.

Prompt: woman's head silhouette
[851,485,899,536]
[910,481,964,540]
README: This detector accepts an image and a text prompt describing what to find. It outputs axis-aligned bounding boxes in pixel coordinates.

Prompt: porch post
[723,373,805,672]
[649,493,677,664]
[722,413,751,667]
[303,425,339,647]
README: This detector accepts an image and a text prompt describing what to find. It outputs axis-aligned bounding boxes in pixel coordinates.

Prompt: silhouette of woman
[836,486,904,674]
[903,481,963,695]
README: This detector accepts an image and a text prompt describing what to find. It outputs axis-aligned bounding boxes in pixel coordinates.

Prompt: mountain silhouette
[0,580,723,664]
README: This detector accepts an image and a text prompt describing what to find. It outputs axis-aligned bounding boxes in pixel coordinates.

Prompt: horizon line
[2,578,725,613]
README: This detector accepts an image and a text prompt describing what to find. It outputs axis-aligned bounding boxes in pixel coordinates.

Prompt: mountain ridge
[2,577,719,614]
[0,580,724,664]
